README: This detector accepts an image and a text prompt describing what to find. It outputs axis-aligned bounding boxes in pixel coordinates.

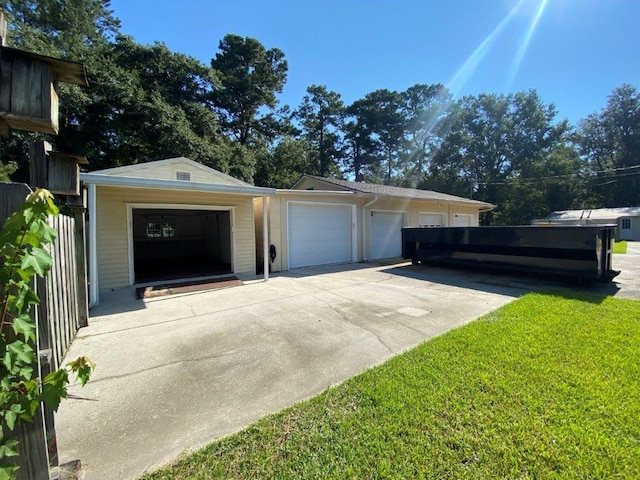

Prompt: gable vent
[176,171,191,181]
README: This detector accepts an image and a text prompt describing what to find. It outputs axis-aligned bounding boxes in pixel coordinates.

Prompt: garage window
[145,221,176,238]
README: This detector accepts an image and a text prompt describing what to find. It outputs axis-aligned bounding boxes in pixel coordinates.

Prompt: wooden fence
[0,182,88,479]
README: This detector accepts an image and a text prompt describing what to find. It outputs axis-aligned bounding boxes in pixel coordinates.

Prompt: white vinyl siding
[370,211,404,259]
[288,203,354,268]
[105,159,249,186]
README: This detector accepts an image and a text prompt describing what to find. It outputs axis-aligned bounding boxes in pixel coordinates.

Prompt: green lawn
[142,292,640,480]
[613,241,628,254]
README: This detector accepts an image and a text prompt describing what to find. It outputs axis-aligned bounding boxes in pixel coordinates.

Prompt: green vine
[0,188,94,478]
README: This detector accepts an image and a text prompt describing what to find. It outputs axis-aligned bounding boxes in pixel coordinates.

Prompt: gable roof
[293,175,494,209]
[90,157,252,188]
[81,157,275,196]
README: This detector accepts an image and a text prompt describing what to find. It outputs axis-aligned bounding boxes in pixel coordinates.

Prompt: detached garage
[260,176,493,272]
[81,157,274,305]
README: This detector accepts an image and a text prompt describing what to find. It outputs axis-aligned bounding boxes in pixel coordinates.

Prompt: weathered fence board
[0,183,86,479]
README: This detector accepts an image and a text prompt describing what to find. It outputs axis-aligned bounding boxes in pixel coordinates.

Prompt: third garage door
[288,203,354,268]
[370,211,404,259]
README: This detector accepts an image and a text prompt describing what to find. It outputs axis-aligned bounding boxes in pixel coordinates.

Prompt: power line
[474,164,640,186]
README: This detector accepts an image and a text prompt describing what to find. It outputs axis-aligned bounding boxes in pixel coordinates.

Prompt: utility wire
[474,164,640,186]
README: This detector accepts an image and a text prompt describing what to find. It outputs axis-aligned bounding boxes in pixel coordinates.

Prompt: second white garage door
[370,211,405,259]
[288,203,354,268]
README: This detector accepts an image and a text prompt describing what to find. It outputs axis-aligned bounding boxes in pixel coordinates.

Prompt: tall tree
[345,89,405,185]
[399,83,451,187]
[578,84,640,206]
[0,0,121,179]
[0,3,229,175]
[342,112,377,182]
[209,34,289,183]
[427,90,571,224]
[294,85,344,177]
[211,34,288,146]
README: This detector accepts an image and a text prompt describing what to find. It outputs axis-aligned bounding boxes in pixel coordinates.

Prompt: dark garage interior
[132,208,232,283]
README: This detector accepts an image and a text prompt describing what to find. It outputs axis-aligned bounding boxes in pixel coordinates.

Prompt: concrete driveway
[55,256,638,479]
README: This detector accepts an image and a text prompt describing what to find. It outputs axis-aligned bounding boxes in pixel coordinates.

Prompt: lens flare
[507,0,550,86]
[446,0,528,95]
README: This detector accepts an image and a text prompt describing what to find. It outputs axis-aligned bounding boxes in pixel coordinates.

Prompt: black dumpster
[401,225,619,282]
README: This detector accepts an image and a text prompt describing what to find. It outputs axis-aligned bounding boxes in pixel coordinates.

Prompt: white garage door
[288,203,353,268]
[370,211,404,259]
[452,214,474,226]
[419,212,445,227]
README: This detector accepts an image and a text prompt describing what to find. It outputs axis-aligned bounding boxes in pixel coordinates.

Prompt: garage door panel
[370,211,404,259]
[289,204,353,268]
[419,213,445,227]
[452,214,473,227]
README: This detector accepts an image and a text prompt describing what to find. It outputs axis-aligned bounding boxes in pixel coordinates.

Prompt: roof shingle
[299,176,493,208]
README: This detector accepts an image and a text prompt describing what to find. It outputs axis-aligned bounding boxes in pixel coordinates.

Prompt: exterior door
[620,218,632,240]
[370,211,404,259]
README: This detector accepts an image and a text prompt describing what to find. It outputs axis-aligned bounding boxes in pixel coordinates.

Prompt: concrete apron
[55,256,638,480]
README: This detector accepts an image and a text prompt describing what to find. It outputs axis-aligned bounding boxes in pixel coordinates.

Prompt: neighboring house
[81,158,493,305]
[532,207,640,241]
[81,157,275,306]
[258,175,494,272]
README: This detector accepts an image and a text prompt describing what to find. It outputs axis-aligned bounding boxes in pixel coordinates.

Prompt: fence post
[67,193,89,327]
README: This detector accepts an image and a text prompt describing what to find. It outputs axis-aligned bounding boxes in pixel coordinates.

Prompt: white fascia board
[81,173,276,196]
[275,189,356,196]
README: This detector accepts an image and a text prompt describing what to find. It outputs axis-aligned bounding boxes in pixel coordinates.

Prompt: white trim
[126,203,236,285]
[81,172,275,197]
[88,183,98,307]
[275,189,356,196]
[263,196,269,281]
[286,200,357,270]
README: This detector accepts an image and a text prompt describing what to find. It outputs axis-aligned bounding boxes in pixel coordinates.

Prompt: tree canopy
[1,0,638,224]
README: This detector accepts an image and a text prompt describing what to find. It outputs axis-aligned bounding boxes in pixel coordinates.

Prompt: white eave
[276,189,356,196]
[80,173,276,197]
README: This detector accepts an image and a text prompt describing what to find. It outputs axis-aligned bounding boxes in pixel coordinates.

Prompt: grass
[142,292,640,479]
[613,241,628,254]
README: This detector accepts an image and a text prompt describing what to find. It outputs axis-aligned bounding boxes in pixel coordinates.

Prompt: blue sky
[109,0,638,125]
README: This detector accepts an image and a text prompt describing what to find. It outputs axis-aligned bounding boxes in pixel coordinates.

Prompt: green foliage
[0,189,94,476]
[142,292,640,479]
[578,84,640,206]
[427,90,573,224]
[613,241,627,254]
[294,85,345,177]
[0,162,17,183]
[211,34,289,147]
[2,0,637,221]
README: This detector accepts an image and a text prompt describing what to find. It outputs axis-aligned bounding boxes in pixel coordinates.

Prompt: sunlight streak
[507,0,550,86]
[446,0,528,95]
